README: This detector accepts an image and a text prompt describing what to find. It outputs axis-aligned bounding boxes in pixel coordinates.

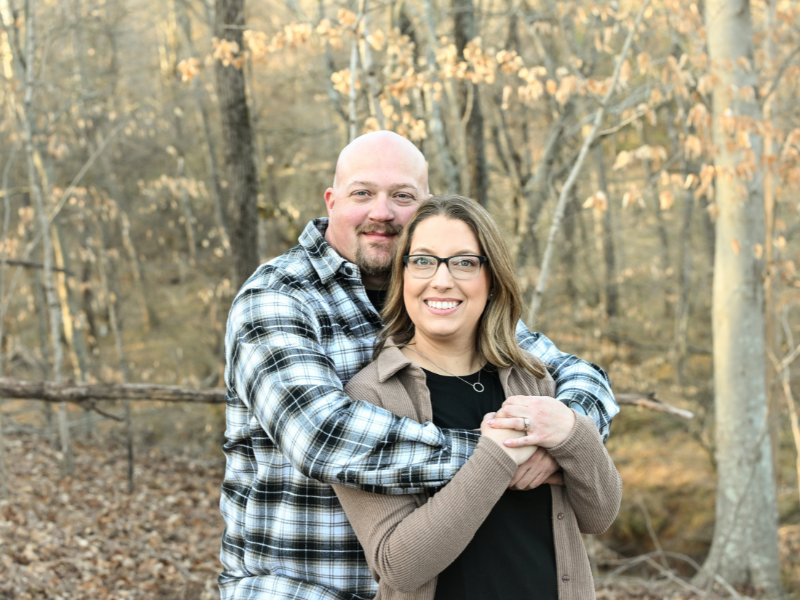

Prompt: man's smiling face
[324,132,429,288]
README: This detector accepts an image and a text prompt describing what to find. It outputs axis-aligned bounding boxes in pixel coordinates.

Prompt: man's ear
[324,188,335,215]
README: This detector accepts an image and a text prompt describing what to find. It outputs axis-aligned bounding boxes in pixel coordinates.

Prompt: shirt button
[557,513,564,520]
[562,575,570,582]
[344,267,353,276]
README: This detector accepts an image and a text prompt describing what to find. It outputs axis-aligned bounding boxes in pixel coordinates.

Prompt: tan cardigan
[333,345,622,600]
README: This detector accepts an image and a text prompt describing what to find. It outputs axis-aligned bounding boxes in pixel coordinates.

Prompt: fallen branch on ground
[0,378,225,403]
[0,378,693,418]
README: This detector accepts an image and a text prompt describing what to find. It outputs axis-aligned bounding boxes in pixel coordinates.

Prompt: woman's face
[403,216,491,346]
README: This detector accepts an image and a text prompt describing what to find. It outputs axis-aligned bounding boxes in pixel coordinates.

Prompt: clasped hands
[479,395,576,491]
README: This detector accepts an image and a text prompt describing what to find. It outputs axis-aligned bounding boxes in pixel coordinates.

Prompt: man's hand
[486,396,576,449]
[508,447,564,490]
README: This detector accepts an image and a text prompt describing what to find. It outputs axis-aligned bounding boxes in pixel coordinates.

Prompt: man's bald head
[332,131,429,192]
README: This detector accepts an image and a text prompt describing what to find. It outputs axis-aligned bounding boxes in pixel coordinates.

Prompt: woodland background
[0,0,799,598]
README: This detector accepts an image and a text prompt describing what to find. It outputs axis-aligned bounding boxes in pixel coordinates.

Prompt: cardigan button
[557,512,564,520]
[562,575,570,582]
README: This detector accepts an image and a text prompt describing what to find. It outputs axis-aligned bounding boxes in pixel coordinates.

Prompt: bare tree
[697,0,781,593]
[214,0,259,287]
[451,0,487,205]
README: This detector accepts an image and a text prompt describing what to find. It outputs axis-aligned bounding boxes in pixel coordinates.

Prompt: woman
[333,195,621,600]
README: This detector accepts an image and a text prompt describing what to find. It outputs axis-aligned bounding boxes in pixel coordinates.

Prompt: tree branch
[0,259,73,275]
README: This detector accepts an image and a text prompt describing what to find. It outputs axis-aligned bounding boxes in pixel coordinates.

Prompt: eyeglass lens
[406,255,482,279]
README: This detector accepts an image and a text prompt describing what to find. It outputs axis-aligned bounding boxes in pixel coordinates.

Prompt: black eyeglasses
[402,254,488,279]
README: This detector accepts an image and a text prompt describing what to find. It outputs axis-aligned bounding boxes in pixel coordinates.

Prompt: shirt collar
[299,218,353,284]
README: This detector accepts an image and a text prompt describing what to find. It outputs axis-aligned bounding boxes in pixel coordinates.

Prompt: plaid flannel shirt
[219,219,618,600]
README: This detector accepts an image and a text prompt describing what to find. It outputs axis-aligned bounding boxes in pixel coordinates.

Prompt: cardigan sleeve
[547,412,622,534]
[333,373,519,593]
[333,436,516,592]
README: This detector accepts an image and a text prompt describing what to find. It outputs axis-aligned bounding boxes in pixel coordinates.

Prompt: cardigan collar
[374,339,520,392]
[375,342,416,383]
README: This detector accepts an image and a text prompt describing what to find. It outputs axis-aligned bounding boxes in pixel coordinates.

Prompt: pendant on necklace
[473,382,485,393]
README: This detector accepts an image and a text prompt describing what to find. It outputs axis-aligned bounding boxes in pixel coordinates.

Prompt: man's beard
[355,223,402,278]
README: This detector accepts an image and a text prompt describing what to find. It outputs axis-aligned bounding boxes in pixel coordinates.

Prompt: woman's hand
[487,396,576,449]
[479,413,537,465]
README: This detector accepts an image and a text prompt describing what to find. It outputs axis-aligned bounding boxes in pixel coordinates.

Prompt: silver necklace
[405,347,485,393]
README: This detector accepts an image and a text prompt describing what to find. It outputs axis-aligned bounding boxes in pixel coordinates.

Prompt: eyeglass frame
[402,254,489,279]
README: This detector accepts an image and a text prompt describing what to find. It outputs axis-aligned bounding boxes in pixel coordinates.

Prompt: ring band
[523,418,531,431]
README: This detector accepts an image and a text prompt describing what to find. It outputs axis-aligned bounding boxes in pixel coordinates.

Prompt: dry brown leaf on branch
[177,58,200,83]
[211,38,241,68]
[337,8,357,28]
[583,191,608,213]
[719,107,736,134]
[243,31,269,62]
[659,190,675,210]
[613,151,631,170]
[367,30,385,51]
[685,135,703,160]
[621,186,644,209]
[363,117,380,134]
[637,52,652,75]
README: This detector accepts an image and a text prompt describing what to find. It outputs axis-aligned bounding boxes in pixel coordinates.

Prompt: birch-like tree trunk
[214,0,259,288]
[21,0,72,475]
[698,0,781,592]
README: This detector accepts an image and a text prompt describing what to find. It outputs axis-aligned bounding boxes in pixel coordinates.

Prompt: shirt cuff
[560,398,587,415]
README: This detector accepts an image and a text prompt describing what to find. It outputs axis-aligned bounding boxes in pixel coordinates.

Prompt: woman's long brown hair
[374,194,547,379]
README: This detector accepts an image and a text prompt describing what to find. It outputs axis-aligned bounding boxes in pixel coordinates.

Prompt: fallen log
[0,378,225,403]
[0,378,694,418]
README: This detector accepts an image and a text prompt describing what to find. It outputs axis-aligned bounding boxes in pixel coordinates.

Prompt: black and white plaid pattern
[219,219,618,599]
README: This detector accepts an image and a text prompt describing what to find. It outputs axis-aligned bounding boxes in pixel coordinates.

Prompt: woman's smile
[424,298,462,313]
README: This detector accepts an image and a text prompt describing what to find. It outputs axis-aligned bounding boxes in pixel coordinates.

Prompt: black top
[365,287,388,314]
[423,367,559,600]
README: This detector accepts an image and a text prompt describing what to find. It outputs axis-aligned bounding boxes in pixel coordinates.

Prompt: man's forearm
[515,321,618,441]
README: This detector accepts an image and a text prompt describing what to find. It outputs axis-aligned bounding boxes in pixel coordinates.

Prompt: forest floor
[1,430,798,600]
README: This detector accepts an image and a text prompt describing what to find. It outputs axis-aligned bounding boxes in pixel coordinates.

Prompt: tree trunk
[0,140,15,499]
[214,0,260,288]
[53,219,94,435]
[92,208,135,492]
[21,0,72,475]
[762,0,781,487]
[560,185,579,302]
[413,0,458,193]
[593,144,618,318]
[358,0,384,130]
[452,0,487,205]
[175,0,231,256]
[698,0,782,593]
[670,114,695,386]
[176,157,198,270]
[641,127,670,318]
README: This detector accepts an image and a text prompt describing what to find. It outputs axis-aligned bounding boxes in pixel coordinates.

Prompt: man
[219,131,618,599]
